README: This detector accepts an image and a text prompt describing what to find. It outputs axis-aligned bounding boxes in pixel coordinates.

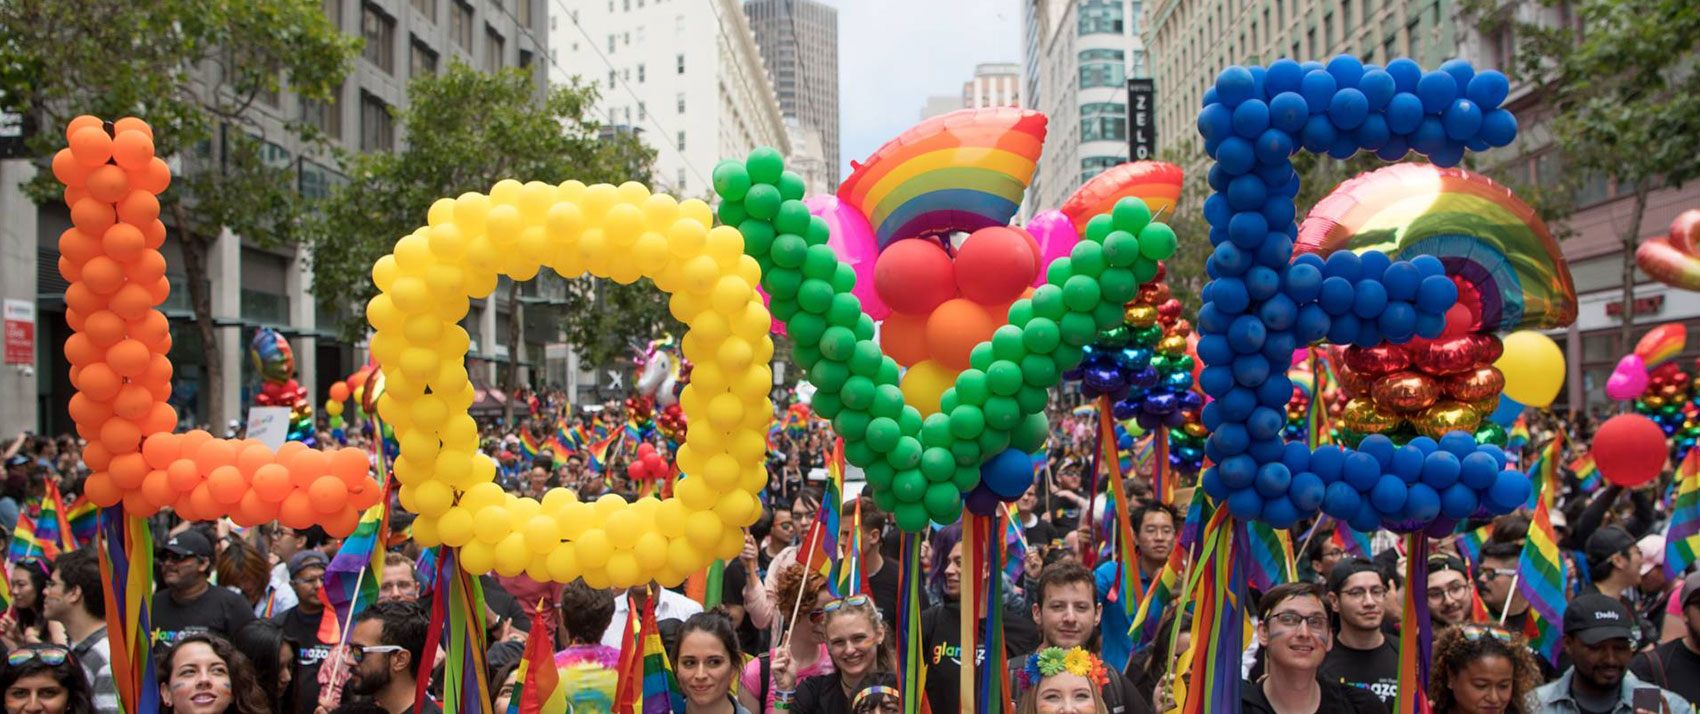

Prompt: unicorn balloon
[634,336,683,406]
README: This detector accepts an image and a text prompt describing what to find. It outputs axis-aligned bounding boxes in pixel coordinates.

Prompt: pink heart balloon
[1026,210,1079,287]
[1605,354,1649,400]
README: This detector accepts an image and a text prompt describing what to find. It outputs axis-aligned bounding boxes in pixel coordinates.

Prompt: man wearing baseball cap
[1534,593,1692,714]
[1426,553,1473,629]
[149,529,255,647]
[1584,526,1659,644]
[1630,572,1700,707]
[273,551,334,714]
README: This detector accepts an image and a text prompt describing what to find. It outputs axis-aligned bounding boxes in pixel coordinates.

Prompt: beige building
[1143,0,1461,156]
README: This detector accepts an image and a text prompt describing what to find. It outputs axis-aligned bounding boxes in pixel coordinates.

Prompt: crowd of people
[0,394,1697,714]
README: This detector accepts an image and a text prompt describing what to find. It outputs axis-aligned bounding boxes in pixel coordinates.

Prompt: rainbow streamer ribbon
[1666,449,1700,579]
[897,533,927,714]
[1179,511,1244,714]
[421,548,491,714]
[1390,534,1433,714]
[97,507,157,714]
[1244,520,1295,591]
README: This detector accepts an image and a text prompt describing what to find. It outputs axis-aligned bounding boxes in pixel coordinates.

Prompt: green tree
[0,0,359,429]
[1472,0,1700,349]
[306,62,659,425]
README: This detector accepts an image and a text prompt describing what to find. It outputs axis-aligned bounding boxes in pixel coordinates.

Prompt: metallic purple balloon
[964,483,1003,517]
[1026,210,1080,287]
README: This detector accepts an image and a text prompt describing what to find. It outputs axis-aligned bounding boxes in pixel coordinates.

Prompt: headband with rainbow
[1018,647,1109,690]
[1295,163,1576,333]
[836,106,1047,249]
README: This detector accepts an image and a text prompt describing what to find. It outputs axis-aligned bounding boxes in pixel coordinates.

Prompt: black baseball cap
[1326,557,1385,594]
[1680,572,1700,608]
[1586,526,1637,570]
[1427,553,1468,577]
[161,530,212,559]
[1563,593,1637,645]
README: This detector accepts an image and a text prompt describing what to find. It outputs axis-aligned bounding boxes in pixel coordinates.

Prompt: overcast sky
[830,0,1022,180]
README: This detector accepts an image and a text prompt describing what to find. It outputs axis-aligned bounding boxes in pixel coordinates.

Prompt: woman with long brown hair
[157,634,272,714]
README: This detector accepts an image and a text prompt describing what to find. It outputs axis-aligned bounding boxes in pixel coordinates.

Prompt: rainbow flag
[7,511,48,562]
[1244,521,1294,591]
[640,594,686,714]
[1129,544,1182,650]
[1666,449,1700,578]
[1570,452,1600,493]
[613,603,642,714]
[1331,520,1372,559]
[835,497,869,597]
[98,507,158,714]
[1526,437,1561,509]
[508,602,566,714]
[36,482,74,555]
[1002,506,1028,583]
[1516,497,1567,665]
[324,502,387,637]
[66,496,97,548]
[584,431,619,473]
[1507,414,1531,453]
[1456,523,1494,566]
[808,439,843,594]
[518,430,543,460]
[1390,535,1433,714]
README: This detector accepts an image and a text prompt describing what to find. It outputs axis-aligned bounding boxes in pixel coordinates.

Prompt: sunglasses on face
[349,645,404,664]
[8,646,69,666]
[809,594,873,624]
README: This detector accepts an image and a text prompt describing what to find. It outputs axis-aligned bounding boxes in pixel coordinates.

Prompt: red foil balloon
[1344,343,1411,375]
[1410,335,1485,375]
[1370,371,1441,412]
[1442,365,1506,402]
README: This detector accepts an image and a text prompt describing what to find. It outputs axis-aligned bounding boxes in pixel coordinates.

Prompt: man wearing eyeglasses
[1426,554,1473,629]
[1095,504,1175,673]
[1306,534,1348,587]
[150,530,255,648]
[1319,559,1398,709]
[1244,581,1387,714]
[345,600,436,714]
[43,549,119,714]
[1475,542,1529,629]
[272,551,334,714]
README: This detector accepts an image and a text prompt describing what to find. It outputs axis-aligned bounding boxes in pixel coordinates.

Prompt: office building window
[1081,156,1122,183]
[1324,13,1334,50]
[485,26,504,70]
[637,63,645,82]
[516,0,532,27]
[1078,0,1123,35]
[301,85,342,140]
[1080,102,1127,142]
[451,1,474,51]
[608,35,616,53]
[323,0,343,29]
[677,92,685,113]
[360,92,393,151]
[677,53,685,73]
[608,70,616,89]
[361,3,395,74]
[637,102,645,119]
[1078,48,1125,88]
[411,0,435,20]
[677,131,684,150]
[411,37,438,76]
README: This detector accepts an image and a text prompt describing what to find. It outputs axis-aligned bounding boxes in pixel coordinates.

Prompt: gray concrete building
[743,0,840,191]
[0,0,549,436]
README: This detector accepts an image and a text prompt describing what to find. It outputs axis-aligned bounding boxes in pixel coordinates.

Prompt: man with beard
[1319,559,1397,708]
[346,600,436,714]
[150,530,255,646]
[273,551,334,714]
[1096,504,1174,672]
[1535,593,1691,714]
[1631,572,1700,706]
[1242,582,1387,714]
[1426,553,1473,629]
[1013,561,1153,714]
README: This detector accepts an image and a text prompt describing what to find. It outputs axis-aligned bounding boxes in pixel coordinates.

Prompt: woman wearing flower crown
[1015,647,1110,714]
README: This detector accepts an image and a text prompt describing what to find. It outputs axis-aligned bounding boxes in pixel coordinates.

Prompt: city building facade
[1022,0,1149,216]
[743,0,840,191]
[0,0,549,436]
[920,62,1024,120]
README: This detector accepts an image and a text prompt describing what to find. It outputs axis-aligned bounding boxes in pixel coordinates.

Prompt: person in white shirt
[599,584,705,649]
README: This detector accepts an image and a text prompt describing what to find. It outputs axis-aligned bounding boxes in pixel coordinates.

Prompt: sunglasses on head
[808,594,873,624]
[8,646,69,666]
[1459,625,1512,643]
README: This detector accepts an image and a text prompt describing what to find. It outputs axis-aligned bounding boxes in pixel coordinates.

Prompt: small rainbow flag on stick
[1666,449,1700,579]
[1516,497,1568,665]
[508,603,566,714]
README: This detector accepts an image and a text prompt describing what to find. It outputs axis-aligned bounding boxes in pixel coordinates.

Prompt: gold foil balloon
[1124,304,1158,327]
[1370,371,1441,412]
[1442,365,1505,402]
[1415,400,1483,439]
[1184,421,1208,438]
[1342,396,1402,434]
[1157,334,1188,356]
[1645,394,1668,408]
[1469,394,1501,416]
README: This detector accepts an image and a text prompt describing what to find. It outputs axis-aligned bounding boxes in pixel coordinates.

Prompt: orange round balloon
[51,149,91,187]
[109,283,153,320]
[63,334,102,366]
[349,480,383,511]
[140,219,166,249]
[117,191,160,225]
[187,484,219,520]
[86,165,129,203]
[103,223,145,262]
[59,229,101,265]
[879,311,931,367]
[111,117,152,139]
[111,131,154,170]
[193,438,238,473]
[67,394,112,430]
[111,384,154,420]
[109,453,148,489]
[100,418,142,455]
[323,508,360,537]
[68,126,112,167]
[84,473,121,507]
[235,491,280,527]
[330,448,370,487]
[279,491,315,529]
[70,201,116,238]
[82,442,112,473]
[252,464,293,502]
[167,459,201,493]
[76,363,120,401]
[925,298,998,370]
[141,470,176,507]
[207,465,247,504]
[309,476,349,514]
[329,381,351,402]
[236,444,275,478]
[107,339,150,377]
[121,490,160,518]
[63,283,104,316]
[83,311,125,347]
[80,256,124,295]
[132,158,171,194]
[288,449,329,489]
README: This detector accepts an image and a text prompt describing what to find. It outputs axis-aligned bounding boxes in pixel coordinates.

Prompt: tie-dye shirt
[555,644,620,714]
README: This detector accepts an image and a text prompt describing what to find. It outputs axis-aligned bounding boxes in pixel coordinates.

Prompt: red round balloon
[873,239,957,315]
[952,227,1038,304]
[1593,414,1668,488]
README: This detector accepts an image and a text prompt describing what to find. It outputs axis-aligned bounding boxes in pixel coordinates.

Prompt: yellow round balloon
[899,359,957,417]
[370,180,773,586]
[1495,330,1566,407]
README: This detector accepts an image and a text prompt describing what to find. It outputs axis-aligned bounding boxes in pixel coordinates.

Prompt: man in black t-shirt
[150,530,255,647]
[272,551,333,714]
[1011,561,1153,714]
[1632,572,1700,708]
[346,600,439,714]
[1320,559,1398,708]
[1017,485,1059,549]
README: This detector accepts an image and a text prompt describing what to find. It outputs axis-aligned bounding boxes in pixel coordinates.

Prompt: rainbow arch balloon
[1296,164,1576,333]
[837,106,1046,249]
[1059,161,1184,232]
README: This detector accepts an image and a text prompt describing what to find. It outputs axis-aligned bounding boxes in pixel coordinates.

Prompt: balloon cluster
[136,431,382,530]
[1067,266,1197,430]
[1333,330,1508,447]
[877,226,1041,416]
[625,442,670,484]
[249,328,316,446]
[634,337,690,442]
[370,175,772,587]
[1192,57,1541,531]
[1630,361,1697,460]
